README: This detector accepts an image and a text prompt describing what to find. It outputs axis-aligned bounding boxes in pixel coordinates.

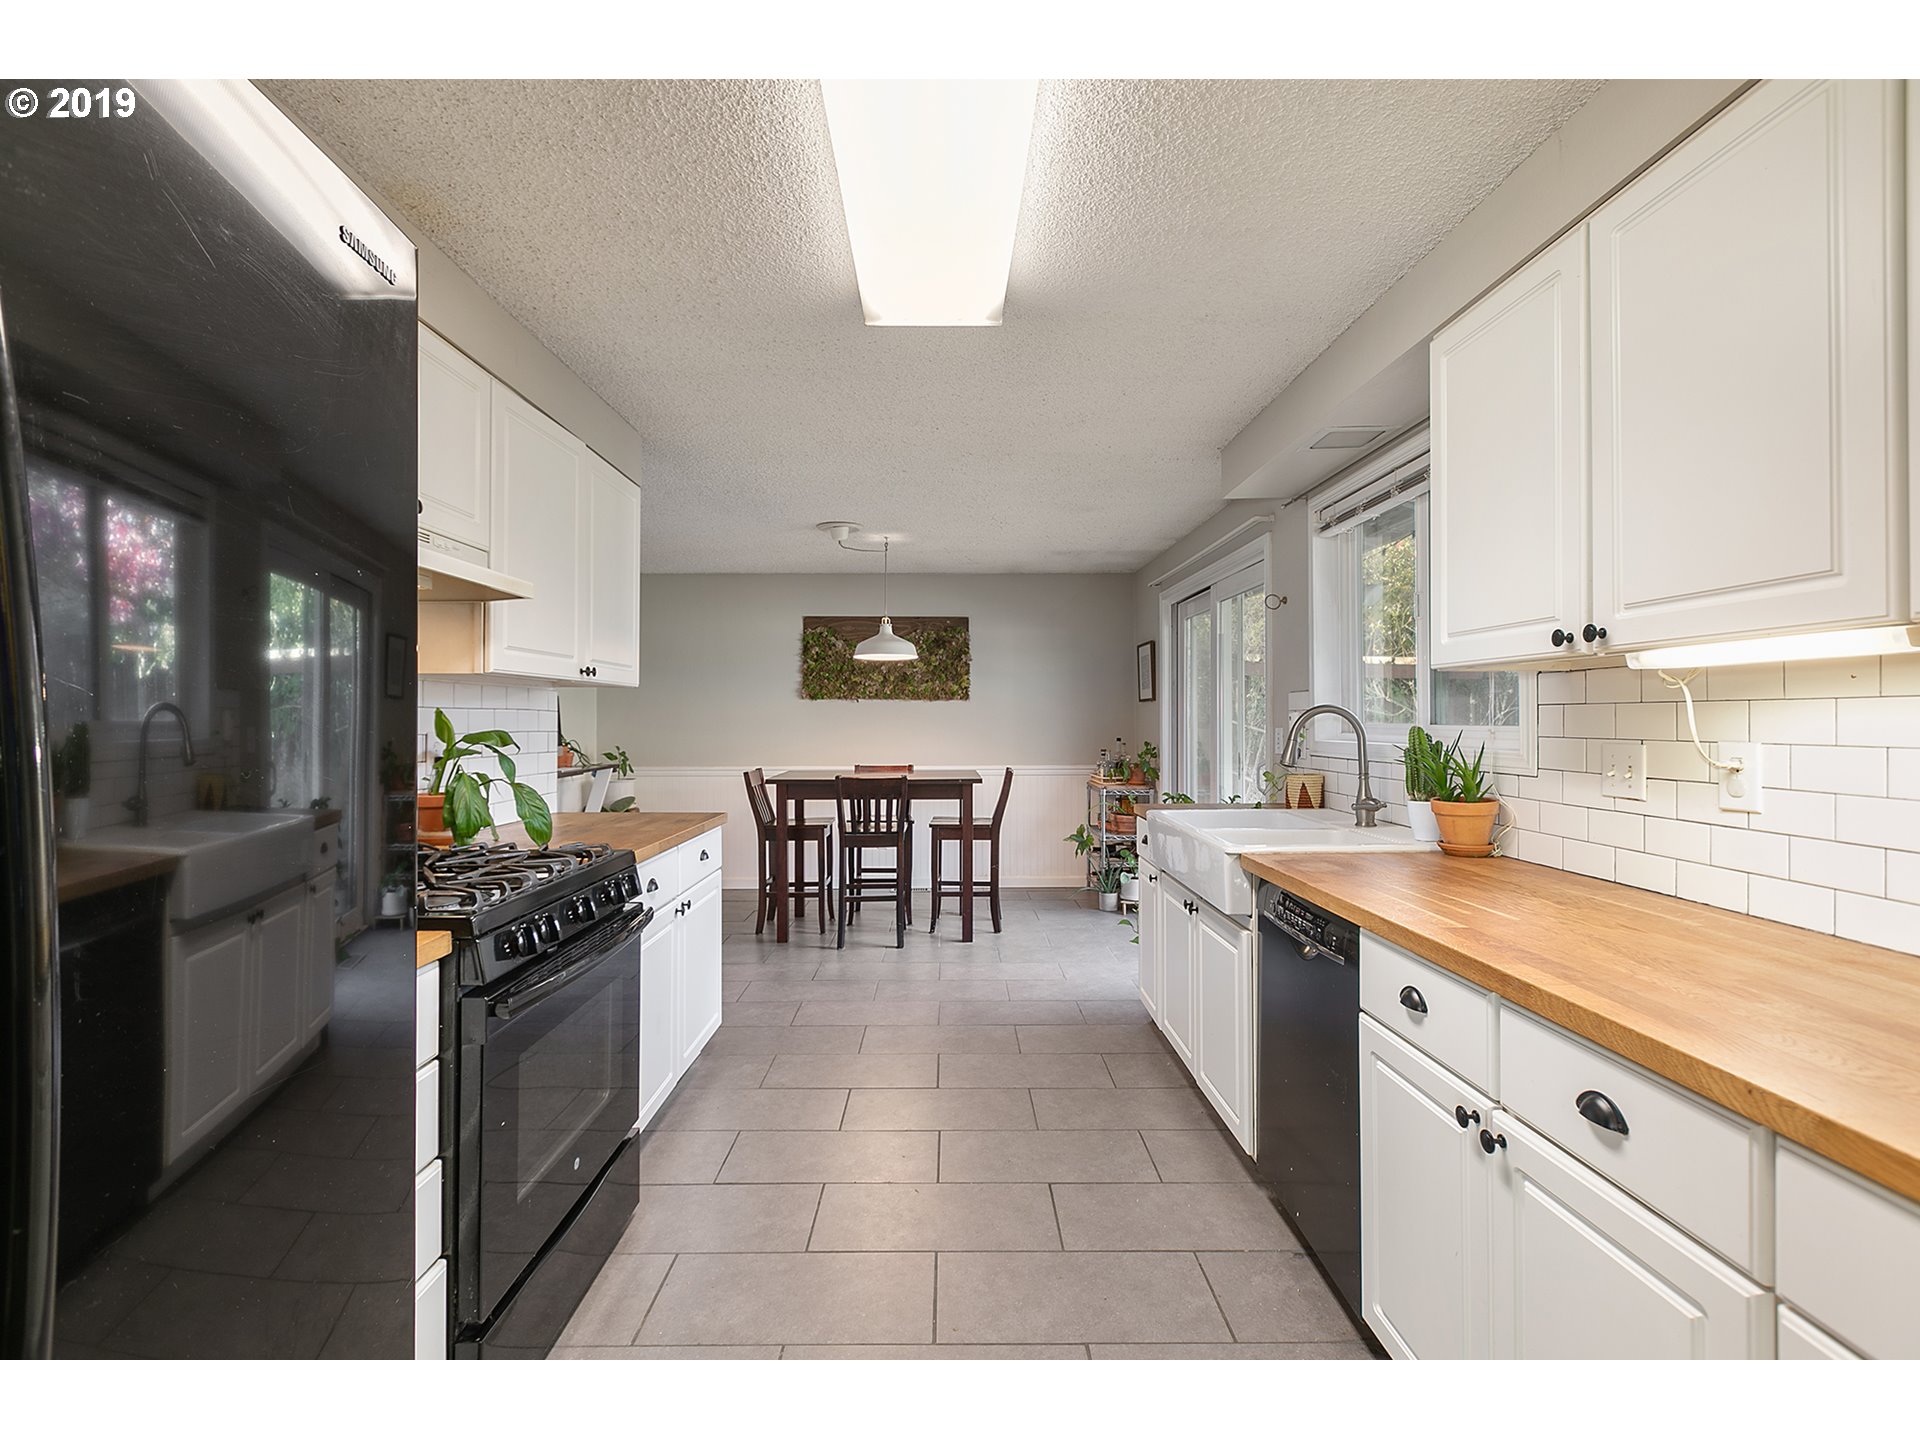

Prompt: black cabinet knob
[1479,1129,1507,1154]
[1575,1089,1629,1136]
[1582,623,1608,644]
[1398,985,1428,1015]
[1551,628,1573,648]
[1454,1105,1480,1130]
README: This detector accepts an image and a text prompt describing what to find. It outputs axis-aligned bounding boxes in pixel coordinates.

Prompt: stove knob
[535,912,561,944]
[561,898,582,925]
[514,923,537,955]
[578,896,597,923]
[620,874,639,901]
[500,930,519,958]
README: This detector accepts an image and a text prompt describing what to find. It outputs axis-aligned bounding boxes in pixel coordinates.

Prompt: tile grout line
[1192,1250,1239,1343]
[628,1252,678,1345]
[1046,1181,1065,1251]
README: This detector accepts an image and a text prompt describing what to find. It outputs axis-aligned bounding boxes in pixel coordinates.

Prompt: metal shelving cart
[1083,776,1152,906]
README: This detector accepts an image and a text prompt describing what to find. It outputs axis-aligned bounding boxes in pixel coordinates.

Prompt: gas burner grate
[416,841,622,920]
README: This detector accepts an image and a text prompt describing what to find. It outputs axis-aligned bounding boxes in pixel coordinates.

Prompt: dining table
[765,768,985,943]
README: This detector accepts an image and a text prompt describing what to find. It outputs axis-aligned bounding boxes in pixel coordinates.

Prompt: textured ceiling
[263,79,1604,574]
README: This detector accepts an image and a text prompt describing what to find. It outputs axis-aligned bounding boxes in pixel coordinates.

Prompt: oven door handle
[489,903,652,1019]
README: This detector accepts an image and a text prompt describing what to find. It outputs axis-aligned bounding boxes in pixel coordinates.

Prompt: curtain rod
[1147,514,1274,589]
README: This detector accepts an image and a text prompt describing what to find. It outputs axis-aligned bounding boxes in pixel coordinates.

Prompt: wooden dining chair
[744,768,832,935]
[834,773,912,949]
[929,767,1015,934]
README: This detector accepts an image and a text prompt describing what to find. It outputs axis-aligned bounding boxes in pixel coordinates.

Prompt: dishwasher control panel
[1259,885,1359,965]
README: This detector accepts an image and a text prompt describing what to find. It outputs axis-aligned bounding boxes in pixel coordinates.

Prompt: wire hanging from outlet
[1657,669,1744,775]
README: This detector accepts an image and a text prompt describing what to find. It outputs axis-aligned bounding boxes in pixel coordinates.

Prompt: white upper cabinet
[1589,79,1905,649]
[488,383,588,681]
[582,448,642,687]
[417,326,493,554]
[1431,227,1590,667]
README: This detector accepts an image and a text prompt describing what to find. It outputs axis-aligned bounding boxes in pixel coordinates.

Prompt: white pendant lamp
[854,538,917,663]
[818,522,919,663]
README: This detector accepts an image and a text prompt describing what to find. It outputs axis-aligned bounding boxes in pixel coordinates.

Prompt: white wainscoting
[613,765,1094,890]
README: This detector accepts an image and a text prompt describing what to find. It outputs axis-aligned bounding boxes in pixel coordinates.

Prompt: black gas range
[418,841,653,1359]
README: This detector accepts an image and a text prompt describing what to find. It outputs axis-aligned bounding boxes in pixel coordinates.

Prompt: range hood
[416,542,534,603]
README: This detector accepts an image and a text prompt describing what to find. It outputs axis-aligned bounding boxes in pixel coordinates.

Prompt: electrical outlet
[1599,741,1647,802]
[1716,742,1764,813]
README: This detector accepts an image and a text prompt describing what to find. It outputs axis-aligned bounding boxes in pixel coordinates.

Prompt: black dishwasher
[55,878,167,1275]
[1255,881,1362,1317]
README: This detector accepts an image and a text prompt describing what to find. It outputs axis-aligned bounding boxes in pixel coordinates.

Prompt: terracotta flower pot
[1128,766,1146,786]
[417,792,455,848]
[1430,798,1500,857]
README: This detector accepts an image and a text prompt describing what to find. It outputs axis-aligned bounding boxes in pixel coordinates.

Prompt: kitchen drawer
[309,824,340,879]
[682,829,722,886]
[414,1159,442,1282]
[1776,1141,1920,1359]
[1777,1303,1864,1360]
[635,846,681,907]
[414,1060,439,1172]
[1360,933,1496,1095]
[414,962,439,1069]
[415,1258,447,1360]
[1499,1006,1767,1276]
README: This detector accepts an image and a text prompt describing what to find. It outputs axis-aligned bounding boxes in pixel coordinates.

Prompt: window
[1312,442,1531,768]
[25,463,205,740]
[1169,555,1269,803]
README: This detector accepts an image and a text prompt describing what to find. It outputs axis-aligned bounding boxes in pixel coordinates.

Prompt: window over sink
[1310,431,1533,772]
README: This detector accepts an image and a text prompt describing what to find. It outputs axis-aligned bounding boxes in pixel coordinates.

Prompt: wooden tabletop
[56,846,178,905]
[417,931,452,969]
[1240,850,1920,1203]
[491,810,726,865]
[767,768,983,783]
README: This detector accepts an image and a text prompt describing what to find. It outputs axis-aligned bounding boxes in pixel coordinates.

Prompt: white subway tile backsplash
[1748,789,1835,841]
[1645,741,1711,783]
[1588,811,1645,851]
[1891,750,1920,800]
[1834,795,1920,853]
[1887,852,1920,905]
[1788,746,1886,797]
[1584,668,1643,704]
[1705,665,1785,701]
[1747,877,1836,935]
[1685,701,1750,742]
[1788,837,1885,897]
[1538,803,1588,841]
[1749,699,1836,746]
[1676,780,1744,828]
[1562,840,1615,881]
[1709,827,1790,878]
[1614,849,1677,896]
[1559,771,1613,810]
[1645,818,1712,865]
[1783,657,1881,698]
[1538,671,1586,705]
[1880,654,1920,696]
[1834,893,1920,957]
[1835,696,1920,747]
[1614,703,1678,741]
[1563,704,1617,739]
[1505,829,1563,869]
[1676,861,1747,913]
[1517,772,1563,803]
[1538,737,1588,772]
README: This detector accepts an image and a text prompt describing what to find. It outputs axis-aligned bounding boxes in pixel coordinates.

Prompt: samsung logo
[338,225,397,286]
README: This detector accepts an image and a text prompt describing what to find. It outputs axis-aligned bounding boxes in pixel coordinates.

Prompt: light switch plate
[1599,741,1647,802]
[1716,742,1764,813]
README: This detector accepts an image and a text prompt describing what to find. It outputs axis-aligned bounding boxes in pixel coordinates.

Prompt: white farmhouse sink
[74,810,314,923]
[1142,807,1430,920]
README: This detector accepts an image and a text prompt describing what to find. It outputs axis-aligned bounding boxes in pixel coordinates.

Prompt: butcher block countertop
[1239,850,1920,1204]
[56,846,179,905]
[493,811,727,865]
[417,931,452,969]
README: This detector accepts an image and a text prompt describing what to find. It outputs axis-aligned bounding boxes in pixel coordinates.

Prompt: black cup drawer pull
[700,849,710,861]
[1398,985,1428,1015]
[1576,1089,1630,1137]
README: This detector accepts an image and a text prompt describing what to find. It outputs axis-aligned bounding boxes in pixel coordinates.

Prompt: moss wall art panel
[800,616,971,701]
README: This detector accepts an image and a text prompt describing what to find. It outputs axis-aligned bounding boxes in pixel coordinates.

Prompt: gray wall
[587,573,1138,767]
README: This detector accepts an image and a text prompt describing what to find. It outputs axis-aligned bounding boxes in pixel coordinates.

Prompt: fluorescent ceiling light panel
[1622,625,1920,670]
[821,79,1038,326]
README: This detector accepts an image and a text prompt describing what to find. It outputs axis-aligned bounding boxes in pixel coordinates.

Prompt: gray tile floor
[551,887,1374,1360]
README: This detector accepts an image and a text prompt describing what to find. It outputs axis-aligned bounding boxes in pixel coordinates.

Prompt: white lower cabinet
[1775,1141,1920,1359]
[1154,877,1195,1067]
[302,867,337,1040]
[415,1260,448,1361]
[1136,866,1162,1020]
[248,886,308,1088]
[1191,903,1254,1153]
[1359,1017,1493,1360]
[1487,1110,1771,1359]
[165,913,253,1162]
[1777,1303,1863,1360]
[637,912,678,1127]
[675,871,724,1070]
[632,834,725,1133]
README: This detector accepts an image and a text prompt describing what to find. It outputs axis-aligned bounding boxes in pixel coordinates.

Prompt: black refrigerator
[0,80,419,1358]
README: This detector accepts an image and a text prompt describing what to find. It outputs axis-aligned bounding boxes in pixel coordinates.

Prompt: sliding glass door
[1171,561,1268,803]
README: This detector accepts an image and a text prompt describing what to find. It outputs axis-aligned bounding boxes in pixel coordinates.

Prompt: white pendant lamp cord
[881,538,891,618]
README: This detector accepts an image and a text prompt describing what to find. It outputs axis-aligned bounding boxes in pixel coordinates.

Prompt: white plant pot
[1098,891,1119,912]
[606,777,636,807]
[1119,876,1140,903]
[1406,799,1441,844]
[61,796,90,842]
[556,774,591,813]
[379,887,409,918]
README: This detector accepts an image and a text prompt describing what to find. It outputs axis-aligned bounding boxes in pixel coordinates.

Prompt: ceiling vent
[1308,425,1390,451]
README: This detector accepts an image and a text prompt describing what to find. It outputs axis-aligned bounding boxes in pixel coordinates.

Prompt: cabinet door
[675,872,724,1071]
[165,914,252,1163]
[1359,1016,1493,1360]
[251,885,309,1087]
[1153,879,1194,1066]
[1590,80,1903,649]
[418,326,492,552]
[582,450,641,686]
[303,868,337,1040]
[637,916,677,1128]
[1137,866,1162,1019]
[1488,1111,1771,1359]
[1430,227,1589,667]
[1192,903,1254,1151]
[488,383,587,680]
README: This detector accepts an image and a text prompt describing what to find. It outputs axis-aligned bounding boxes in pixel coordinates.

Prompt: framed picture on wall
[1136,640,1156,702]
[384,632,408,701]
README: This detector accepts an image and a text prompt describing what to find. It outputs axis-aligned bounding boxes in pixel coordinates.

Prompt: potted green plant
[1092,861,1124,911]
[379,868,411,918]
[1064,823,1101,858]
[1398,725,1447,844]
[1116,846,1140,904]
[52,723,91,841]
[1134,740,1160,791]
[422,708,553,849]
[1431,733,1500,857]
[602,745,636,809]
